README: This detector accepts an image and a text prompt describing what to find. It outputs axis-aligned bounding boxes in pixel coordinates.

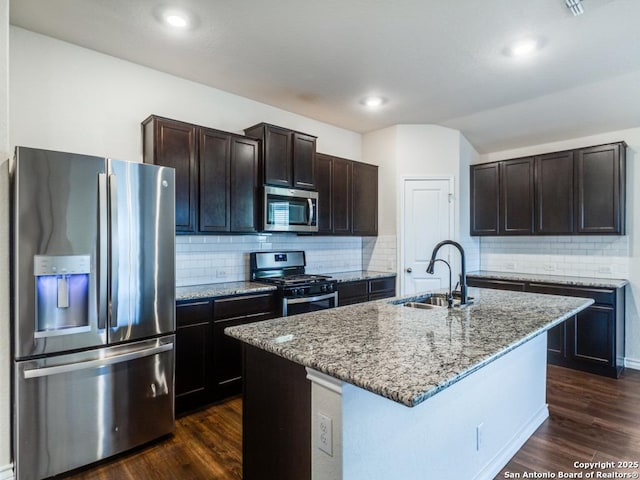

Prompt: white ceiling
[9,0,640,153]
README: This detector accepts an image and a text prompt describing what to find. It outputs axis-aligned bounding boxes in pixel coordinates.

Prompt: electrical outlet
[504,262,516,271]
[543,264,555,272]
[597,266,612,274]
[317,412,333,456]
[216,269,228,278]
[476,423,484,451]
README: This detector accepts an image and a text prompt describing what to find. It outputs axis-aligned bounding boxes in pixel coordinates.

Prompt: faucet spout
[426,240,468,305]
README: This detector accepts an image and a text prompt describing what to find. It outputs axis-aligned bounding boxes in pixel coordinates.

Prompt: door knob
[406,267,412,273]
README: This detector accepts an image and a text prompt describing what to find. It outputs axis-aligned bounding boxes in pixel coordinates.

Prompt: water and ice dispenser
[33,255,91,337]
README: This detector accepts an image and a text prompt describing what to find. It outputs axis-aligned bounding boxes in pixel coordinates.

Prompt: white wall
[476,127,640,366]
[9,26,361,163]
[362,124,481,288]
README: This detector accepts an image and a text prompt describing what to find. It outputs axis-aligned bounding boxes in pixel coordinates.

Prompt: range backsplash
[176,234,364,287]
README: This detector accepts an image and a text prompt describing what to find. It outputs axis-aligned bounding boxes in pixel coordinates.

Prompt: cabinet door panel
[536,151,574,234]
[212,318,245,399]
[500,158,534,234]
[576,143,624,234]
[470,163,499,235]
[175,322,209,397]
[230,137,259,232]
[573,306,614,365]
[292,132,316,190]
[264,126,292,187]
[352,162,378,236]
[199,129,230,232]
[337,280,368,306]
[152,119,197,233]
[314,153,333,234]
[547,321,566,363]
[332,158,352,234]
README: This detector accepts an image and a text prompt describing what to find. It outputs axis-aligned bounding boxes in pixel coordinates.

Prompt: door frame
[398,175,455,295]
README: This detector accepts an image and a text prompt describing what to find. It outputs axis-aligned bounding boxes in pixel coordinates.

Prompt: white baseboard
[474,405,550,480]
[0,463,14,480]
[625,357,640,370]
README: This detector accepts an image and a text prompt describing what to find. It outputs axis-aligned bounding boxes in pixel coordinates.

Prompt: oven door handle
[282,291,338,316]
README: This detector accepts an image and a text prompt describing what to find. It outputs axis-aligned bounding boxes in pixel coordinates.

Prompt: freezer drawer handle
[23,343,173,379]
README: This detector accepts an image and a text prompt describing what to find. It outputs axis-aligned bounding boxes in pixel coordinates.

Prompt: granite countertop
[226,288,592,407]
[467,270,628,289]
[329,270,397,283]
[176,281,277,301]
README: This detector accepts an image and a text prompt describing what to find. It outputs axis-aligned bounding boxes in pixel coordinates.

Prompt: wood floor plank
[59,366,640,480]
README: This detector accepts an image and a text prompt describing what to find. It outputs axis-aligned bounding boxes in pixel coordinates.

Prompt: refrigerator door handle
[97,173,108,330]
[23,343,173,379]
[108,173,119,327]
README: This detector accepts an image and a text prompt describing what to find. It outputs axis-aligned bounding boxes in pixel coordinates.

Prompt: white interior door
[401,178,454,295]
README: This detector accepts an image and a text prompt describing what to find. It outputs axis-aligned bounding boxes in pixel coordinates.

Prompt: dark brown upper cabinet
[244,123,317,190]
[500,157,534,235]
[470,141,626,236]
[143,117,198,233]
[352,161,378,236]
[535,151,574,234]
[470,162,500,235]
[314,153,378,236]
[575,143,625,234]
[314,153,333,234]
[143,115,259,234]
[332,157,353,235]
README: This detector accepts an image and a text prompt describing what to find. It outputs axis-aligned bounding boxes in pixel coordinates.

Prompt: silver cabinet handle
[406,268,412,273]
[23,343,173,379]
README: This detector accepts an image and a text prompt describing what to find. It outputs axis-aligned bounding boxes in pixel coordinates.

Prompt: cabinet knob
[406,268,412,273]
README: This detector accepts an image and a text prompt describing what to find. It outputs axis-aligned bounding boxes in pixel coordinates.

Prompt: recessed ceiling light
[361,96,386,108]
[507,39,540,57]
[165,14,188,28]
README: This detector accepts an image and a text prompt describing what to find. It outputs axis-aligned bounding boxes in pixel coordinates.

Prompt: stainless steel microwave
[263,186,318,233]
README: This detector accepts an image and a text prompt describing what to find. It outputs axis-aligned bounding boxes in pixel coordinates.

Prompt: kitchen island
[226,288,593,480]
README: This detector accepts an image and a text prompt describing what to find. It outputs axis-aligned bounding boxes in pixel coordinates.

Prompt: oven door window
[266,195,314,227]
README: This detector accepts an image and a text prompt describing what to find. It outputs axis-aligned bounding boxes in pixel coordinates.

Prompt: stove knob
[302,287,309,296]
[327,283,333,292]
[320,285,326,293]
[291,288,299,296]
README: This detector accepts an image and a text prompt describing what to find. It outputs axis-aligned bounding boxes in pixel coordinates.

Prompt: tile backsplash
[363,235,397,273]
[480,236,630,278]
[176,234,364,286]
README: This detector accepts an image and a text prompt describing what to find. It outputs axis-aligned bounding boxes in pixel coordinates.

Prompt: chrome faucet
[426,240,468,306]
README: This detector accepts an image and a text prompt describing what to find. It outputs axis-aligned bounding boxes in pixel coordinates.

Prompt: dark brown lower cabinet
[211,292,279,401]
[336,276,396,306]
[467,276,625,377]
[175,300,214,415]
[243,344,311,480]
[175,291,279,415]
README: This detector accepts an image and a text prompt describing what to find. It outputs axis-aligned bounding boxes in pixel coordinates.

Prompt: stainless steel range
[250,251,338,316]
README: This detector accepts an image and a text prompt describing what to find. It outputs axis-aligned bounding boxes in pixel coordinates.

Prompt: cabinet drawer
[369,277,396,295]
[213,292,279,320]
[527,283,614,306]
[466,278,526,291]
[176,300,213,327]
[337,280,367,300]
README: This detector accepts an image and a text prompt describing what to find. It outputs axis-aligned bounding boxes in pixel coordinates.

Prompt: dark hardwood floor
[61,365,640,480]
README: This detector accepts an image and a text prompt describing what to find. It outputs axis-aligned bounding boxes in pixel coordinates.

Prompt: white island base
[307,334,549,480]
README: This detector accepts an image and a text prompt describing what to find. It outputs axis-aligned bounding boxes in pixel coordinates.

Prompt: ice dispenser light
[34,255,91,336]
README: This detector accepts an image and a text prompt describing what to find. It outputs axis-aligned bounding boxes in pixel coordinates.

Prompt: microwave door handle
[109,174,119,329]
[307,198,314,226]
[97,173,108,330]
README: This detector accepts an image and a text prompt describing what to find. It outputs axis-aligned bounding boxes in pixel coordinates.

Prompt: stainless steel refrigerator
[12,147,176,480]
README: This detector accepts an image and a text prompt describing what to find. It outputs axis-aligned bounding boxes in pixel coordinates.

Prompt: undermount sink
[397,293,474,310]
